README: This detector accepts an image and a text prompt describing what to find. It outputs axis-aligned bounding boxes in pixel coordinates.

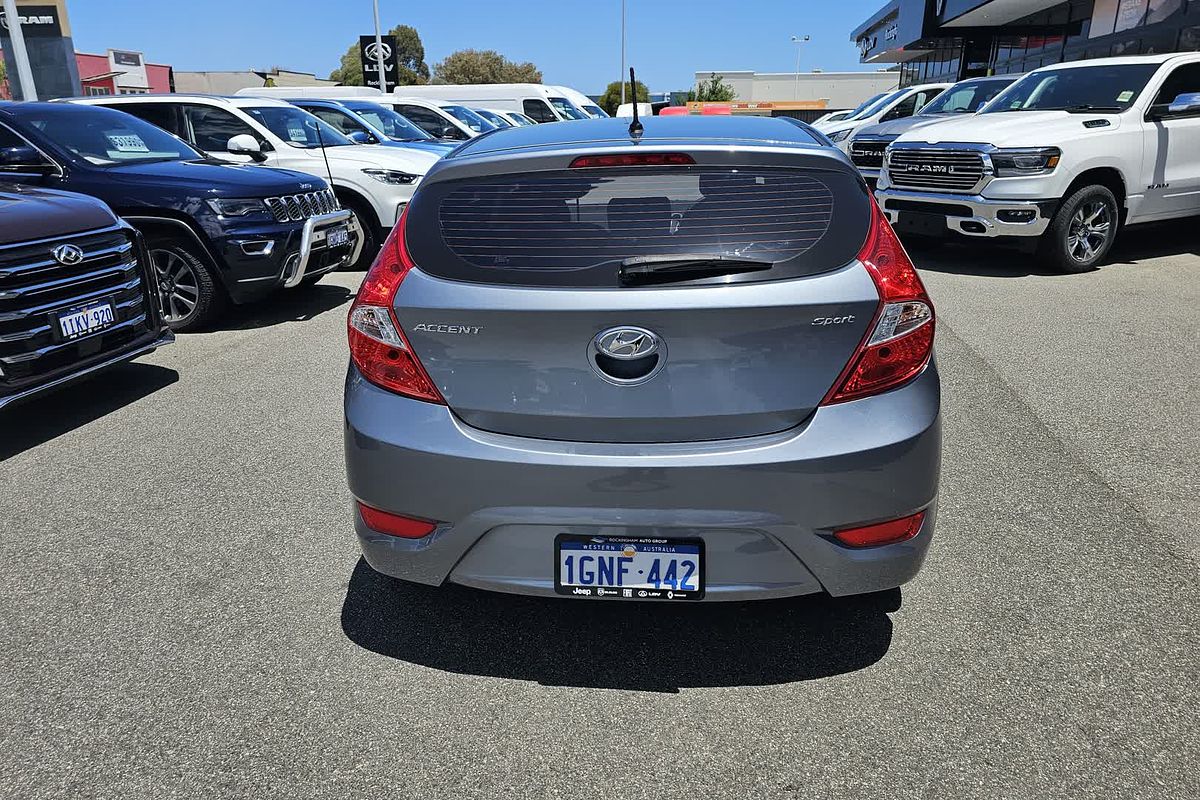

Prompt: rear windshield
[407,165,870,287]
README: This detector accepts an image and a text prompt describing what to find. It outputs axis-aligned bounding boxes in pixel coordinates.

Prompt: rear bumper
[876,188,1052,238]
[344,361,942,601]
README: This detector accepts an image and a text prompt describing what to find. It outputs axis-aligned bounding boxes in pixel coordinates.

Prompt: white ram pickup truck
[875,54,1200,273]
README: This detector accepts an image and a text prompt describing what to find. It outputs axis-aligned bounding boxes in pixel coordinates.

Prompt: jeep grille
[265,190,340,223]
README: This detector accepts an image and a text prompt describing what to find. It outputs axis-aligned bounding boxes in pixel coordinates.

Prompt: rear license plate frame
[554,534,705,600]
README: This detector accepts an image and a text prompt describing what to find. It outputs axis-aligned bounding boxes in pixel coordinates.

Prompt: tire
[343,199,381,270]
[147,238,226,332]
[1037,185,1119,274]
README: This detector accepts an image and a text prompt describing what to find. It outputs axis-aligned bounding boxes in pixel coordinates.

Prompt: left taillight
[347,207,445,404]
[822,200,935,405]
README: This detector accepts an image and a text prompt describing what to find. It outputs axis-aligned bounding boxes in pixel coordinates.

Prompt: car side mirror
[226,134,267,162]
[1168,92,1200,116]
[347,130,375,144]
[0,145,55,175]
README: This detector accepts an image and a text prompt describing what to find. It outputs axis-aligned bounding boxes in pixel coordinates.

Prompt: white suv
[814,83,951,150]
[71,95,440,266]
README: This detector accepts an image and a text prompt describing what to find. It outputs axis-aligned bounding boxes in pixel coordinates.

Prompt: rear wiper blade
[618,254,773,285]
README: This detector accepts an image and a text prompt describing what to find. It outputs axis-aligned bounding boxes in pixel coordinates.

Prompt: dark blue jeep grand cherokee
[0,102,358,330]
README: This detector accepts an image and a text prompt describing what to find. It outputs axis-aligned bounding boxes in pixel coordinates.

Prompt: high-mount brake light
[347,207,445,404]
[823,201,935,405]
[569,153,695,169]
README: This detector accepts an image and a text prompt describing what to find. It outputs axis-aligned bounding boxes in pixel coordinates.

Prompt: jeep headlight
[362,168,418,185]
[206,198,268,217]
[826,128,853,143]
[990,147,1061,177]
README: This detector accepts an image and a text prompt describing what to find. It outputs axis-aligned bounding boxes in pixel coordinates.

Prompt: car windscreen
[473,108,512,127]
[347,104,434,141]
[846,90,903,120]
[14,105,201,166]
[920,78,1015,114]
[582,104,608,118]
[407,164,870,288]
[981,64,1159,113]
[439,105,497,133]
[242,106,354,147]
[548,97,589,120]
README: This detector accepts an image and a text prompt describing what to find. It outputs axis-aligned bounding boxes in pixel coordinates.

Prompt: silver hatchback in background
[344,116,941,603]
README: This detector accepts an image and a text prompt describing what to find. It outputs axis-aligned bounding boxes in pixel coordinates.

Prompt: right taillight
[823,201,934,405]
[347,207,444,404]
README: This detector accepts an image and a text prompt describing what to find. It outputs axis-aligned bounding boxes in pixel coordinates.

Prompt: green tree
[431,49,542,84]
[328,24,429,86]
[687,73,737,103]
[598,79,649,115]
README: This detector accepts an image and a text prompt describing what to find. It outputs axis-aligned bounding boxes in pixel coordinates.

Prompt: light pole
[372,0,387,91]
[2,0,38,101]
[620,0,627,104]
[791,34,810,102]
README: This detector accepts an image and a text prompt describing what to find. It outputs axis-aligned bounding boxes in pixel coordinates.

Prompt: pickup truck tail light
[823,201,934,404]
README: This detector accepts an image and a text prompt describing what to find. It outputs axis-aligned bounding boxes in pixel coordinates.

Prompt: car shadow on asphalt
[222,283,355,331]
[909,218,1198,278]
[0,362,178,461]
[340,558,899,692]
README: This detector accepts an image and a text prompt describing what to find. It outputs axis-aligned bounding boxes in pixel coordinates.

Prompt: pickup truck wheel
[344,202,380,270]
[1038,185,1118,273]
[148,240,225,331]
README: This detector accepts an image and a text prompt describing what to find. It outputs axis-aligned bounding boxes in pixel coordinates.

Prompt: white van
[390,84,589,123]
[615,102,653,119]
[236,86,384,99]
[550,85,607,118]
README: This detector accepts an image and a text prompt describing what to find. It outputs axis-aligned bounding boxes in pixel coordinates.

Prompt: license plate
[326,225,350,248]
[57,300,115,340]
[555,535,704,600]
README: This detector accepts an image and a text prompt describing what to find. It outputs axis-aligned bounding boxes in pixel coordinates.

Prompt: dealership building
[853,0,1200,86]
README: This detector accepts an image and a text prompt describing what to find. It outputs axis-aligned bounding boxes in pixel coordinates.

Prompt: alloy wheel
[151,248,201,323]
[1066,200,1112,263]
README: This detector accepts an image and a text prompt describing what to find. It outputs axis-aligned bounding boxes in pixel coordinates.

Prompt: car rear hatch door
[397,145,879,443]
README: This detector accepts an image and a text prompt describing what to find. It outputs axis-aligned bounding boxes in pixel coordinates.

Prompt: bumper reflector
[356,502,437,539]
[834,511,926,548]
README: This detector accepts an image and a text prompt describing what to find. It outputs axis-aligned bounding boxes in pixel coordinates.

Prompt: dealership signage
[109,49,149,90]
[359,35,399,91]
[0,4,61,37]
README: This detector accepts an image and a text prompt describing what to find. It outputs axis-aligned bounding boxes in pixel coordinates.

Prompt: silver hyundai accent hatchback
[344,115,940,602]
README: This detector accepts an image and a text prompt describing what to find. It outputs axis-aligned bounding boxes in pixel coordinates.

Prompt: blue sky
[68,0,886,94]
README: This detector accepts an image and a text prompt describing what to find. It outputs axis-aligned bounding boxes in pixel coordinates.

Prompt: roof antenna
[628,67,643,139]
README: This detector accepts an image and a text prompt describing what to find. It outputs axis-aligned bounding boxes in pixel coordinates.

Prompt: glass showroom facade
[854,0,1200,86]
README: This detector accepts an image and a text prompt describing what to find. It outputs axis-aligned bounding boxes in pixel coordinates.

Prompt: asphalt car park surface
[2,223,1197,799]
